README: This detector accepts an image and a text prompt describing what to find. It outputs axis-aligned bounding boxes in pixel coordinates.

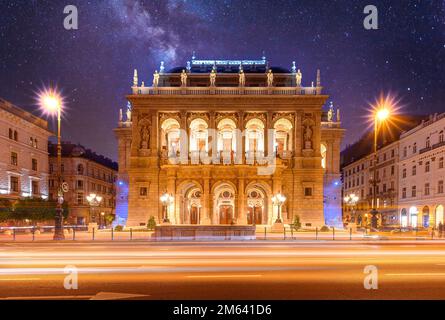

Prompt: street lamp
[100,212,105,229]
[272,193,286,223]
[370,106,390,229]
[86,193,103,226]
[39,88,64,240]
[344,193,359,223]
[160,192,174,223]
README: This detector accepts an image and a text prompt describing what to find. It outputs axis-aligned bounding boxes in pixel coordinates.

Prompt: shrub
[292,215,302,231]
[114,225,124,232]
[147,216,157,230]
[319,225,330,232]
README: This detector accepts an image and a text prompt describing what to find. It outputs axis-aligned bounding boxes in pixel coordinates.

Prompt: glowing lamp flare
[37,87,63,116]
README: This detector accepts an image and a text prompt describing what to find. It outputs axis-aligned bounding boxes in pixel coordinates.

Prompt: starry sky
[0,0,444,160]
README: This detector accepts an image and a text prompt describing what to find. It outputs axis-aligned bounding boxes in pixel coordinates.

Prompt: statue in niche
[267,69,274,87]
[126,102,132,122]
[210,69,217,87]
[140,124,150,149]
[153,70,160,87]
[181,70,187,87]
[296,69,302,87]
[239,69,245,87]
[337,108,341,122]
[303,123,313,149]
[327,102,334,122]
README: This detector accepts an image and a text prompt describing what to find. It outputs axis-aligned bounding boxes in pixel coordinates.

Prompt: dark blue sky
[0,0,444,160]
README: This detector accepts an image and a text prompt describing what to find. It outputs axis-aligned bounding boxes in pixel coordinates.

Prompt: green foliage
[319,225,330,232]
[147,216,157,230]
[0,198,69,222]
[114,225,124,232]
[292,215,302,231]
[105,214,115,225]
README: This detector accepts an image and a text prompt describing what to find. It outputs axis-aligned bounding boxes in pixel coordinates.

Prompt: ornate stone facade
[115,58,344,228]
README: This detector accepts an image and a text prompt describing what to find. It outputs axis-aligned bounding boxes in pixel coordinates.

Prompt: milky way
[0,0,444,160]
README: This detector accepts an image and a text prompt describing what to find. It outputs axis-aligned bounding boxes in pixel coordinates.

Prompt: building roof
[48,142,118,171]
[341,114,427,168]
[0,97,49,132]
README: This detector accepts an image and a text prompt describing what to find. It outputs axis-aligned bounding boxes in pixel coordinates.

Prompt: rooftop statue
[239,69,245,87]
[292,61,297,74]
[126,102,132,122]
[159,61,165,74]
[210,69,217,87]
[267,69,274,87]
[296,69,302,87]
[153,70,160,87]
[327,102,334,122]
[181,70,187,87]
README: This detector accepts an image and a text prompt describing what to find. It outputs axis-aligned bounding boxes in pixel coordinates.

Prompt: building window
[77,164,84,175]
[304,187,313,197]
[425,183,430,196]
[412,165,416,176]
[383,153,387,161]
[383,184,387,193]
[13,130,18,141]
[391,165,395,176]
[403,147,407,157]
[439,181,444,194]
[140,187,148,196]
[10,152,18,166]
[49,179,54,188]
[77,193,84,205]
[440,131,444,143]
[402,168,407,179]
[391,149,395,158]
[91,183,96,191]
[439,157,444,169]
[426,137,431,148]
[32,158,38,171]
[61,164,64,173]
[10,176,19,193]
[32,181,39,195]
[76,180,84,190]
[8,128,13,139]
[425,161,430,173]
[411,185,417,198]
[49,164,53,173]
[402,187,407,199]
[413,143,417,154]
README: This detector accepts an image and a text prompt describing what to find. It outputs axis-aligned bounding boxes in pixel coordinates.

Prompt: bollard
[32,226,35,242]
[92,227,95,241]
[130,228,133,241]
[111,228,114,241]
[291,227,294,240]
[264,227,267,240]
[315,227,318,240]
[13,228,16,241]
[350,227,352,241]
[73,228,76,241]
[283,227,286,240]
[432,227,435,240]
[332,227,335,241]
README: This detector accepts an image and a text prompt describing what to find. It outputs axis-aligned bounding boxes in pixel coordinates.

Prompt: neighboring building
[398,113,445,228]
[0,97,52,201]
[48,142,118,225]
[115,56,345,228]
[342,141,400,226]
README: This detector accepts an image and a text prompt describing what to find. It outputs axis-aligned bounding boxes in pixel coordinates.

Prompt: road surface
[1,240,445,299]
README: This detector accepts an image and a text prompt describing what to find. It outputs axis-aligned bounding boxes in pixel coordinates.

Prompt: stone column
[167,169,176,224]
[201,168,211,224]
[151,112,158,153]
[237,177,247,224]
[294,111,303,157]
[313,111,322,157]
[238,111,245,164]
[265,111,273,157]
[209,111,216,159]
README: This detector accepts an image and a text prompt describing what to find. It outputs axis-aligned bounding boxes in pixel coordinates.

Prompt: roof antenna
[262,50,266,61]
[192,51,196,60]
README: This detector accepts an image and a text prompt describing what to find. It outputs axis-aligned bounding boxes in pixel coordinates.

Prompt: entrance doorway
[247,206,262,225]
[219,205,233,224]
[190,206,199,224]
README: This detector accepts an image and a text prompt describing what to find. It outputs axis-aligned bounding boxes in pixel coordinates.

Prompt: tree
[147,216,157,230]
[292,215,302,231]
[0,198,69,224]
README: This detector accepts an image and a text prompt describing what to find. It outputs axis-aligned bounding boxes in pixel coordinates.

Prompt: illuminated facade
[0,98,52,202]
[115,57,344,228]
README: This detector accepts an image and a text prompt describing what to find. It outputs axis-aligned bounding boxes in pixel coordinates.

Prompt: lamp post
[100,212,105,229]
[39,89,65,240]
[160,192,174,223]
[370,107,390,229]
[86,193,103,231]
[344,193,359,224]
[272,193,286,224]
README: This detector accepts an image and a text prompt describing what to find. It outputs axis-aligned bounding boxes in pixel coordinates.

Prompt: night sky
[0,0,444,160]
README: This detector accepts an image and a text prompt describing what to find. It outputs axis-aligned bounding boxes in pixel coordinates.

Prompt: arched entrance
[409,206,418,228]
[400,209,407,227]
[213,183,236,225]
[177,181,203,225]
[422,206,430,228]
[188,189,202,225]
[247,189,265,225]
[436,205,444,227]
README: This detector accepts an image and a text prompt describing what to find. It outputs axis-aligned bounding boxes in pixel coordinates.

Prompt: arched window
[217,118,237,153]
[273,118,293,155]
[245,118,264,154]
[161,118,181,156]
[13,130,18,141]
[439,131,444,143]
[8,129,13,139]
[426,136,431,148]
[189,118,208,152]
[77,164,84,175]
